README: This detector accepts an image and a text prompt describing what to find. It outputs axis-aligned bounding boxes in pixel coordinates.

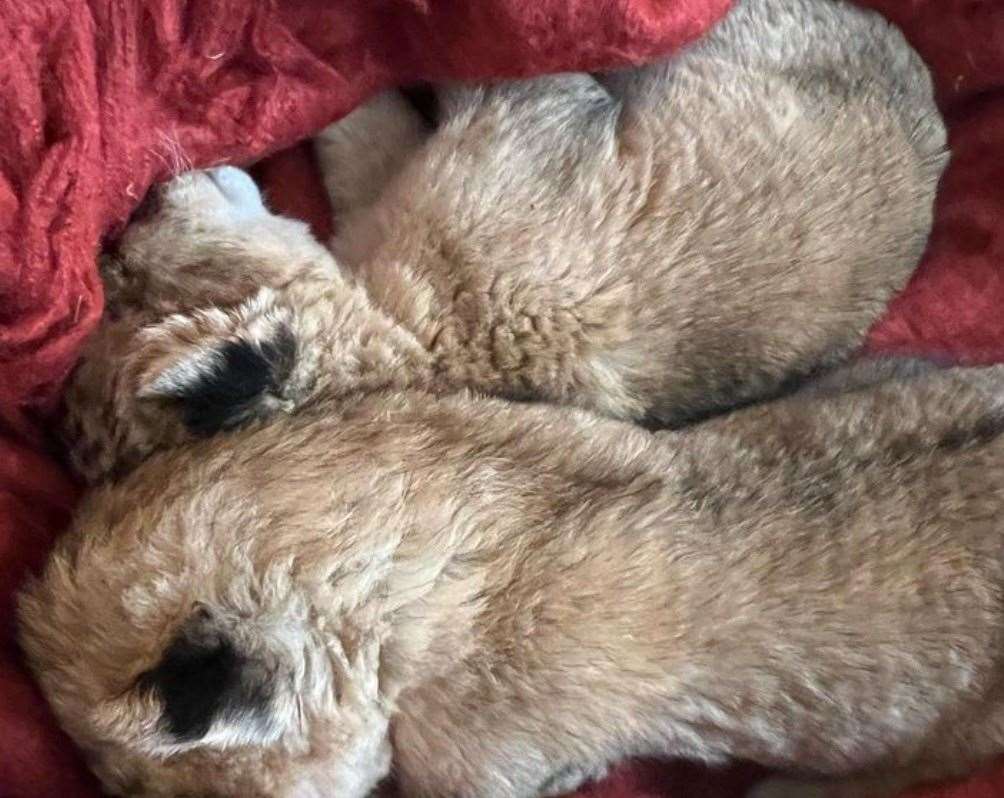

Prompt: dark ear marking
[936,409,1004,453]
[157,324,297,437]
[137,610,273,742]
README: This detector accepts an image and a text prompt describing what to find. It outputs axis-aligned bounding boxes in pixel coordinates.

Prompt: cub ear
[136,606,278,747]
[136,292,298,437]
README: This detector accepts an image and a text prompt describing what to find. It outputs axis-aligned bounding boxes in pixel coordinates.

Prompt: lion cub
[63,0,946,481]
[20,360,1004,798]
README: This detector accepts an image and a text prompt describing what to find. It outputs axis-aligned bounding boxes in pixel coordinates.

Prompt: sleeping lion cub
[62,0,946,482]
[26,1,983,797]
[20,358,1004,798]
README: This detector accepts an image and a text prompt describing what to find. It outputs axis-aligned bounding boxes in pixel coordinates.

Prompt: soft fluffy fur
[19,360,1004,798]
[27,1,966,796]
[62,0,946,482]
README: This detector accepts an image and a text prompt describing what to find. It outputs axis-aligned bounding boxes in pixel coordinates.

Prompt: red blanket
[1,1,1003,796]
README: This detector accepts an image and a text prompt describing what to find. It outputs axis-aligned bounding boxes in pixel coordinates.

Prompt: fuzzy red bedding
[2,1,1004,796]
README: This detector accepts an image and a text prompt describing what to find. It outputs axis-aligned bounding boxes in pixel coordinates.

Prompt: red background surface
[2,0,1003,795]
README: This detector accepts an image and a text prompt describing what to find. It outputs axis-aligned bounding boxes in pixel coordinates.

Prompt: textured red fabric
[1,0,1003,796]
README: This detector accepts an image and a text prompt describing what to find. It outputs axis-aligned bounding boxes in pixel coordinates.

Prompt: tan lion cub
[62,0,946,482]
[19,360,1004,798]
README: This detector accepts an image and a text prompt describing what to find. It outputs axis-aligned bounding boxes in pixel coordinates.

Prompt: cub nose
[206,166,265,214]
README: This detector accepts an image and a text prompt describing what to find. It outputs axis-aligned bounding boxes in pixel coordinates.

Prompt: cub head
[17,451,395,797]
[64,167,343,482]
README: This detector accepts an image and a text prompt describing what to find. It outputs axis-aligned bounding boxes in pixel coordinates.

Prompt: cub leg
[314,90,430,216]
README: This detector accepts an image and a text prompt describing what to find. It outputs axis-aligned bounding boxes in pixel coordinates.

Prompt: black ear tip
[163,323,297,437]
[138,626,242,741]
[138,612,274,742]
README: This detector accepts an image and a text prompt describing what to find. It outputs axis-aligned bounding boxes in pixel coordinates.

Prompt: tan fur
[27,2,976,796]
[62,0,946,482]
[19,362,1004,797]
